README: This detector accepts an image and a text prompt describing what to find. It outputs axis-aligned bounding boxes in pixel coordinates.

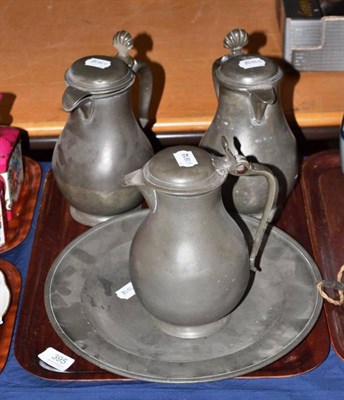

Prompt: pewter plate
[45,210,322,383]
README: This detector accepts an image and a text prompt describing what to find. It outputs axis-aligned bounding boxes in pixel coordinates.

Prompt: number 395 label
[38,347,75,371]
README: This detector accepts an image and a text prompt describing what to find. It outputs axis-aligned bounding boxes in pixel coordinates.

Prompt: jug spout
[62,86,91,112]
[248,88,276,124]
[122,169,157,211]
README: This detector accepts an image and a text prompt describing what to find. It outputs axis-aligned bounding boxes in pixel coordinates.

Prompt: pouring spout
[122,168,157,212]
[122,168,145,188]
[248,88,277,124]
[62,87,91,112]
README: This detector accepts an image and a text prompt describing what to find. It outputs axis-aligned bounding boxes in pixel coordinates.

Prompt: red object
[0,126,20,173]
[0,176,6,245]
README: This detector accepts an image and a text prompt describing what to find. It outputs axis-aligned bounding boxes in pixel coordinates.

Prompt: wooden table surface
[0,0,343,138]
[15,168,329,380]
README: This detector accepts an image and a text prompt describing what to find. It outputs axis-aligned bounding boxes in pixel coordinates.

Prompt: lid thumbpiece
[223,29,248,56]
[112,30,135,68]
[215,28,283,89]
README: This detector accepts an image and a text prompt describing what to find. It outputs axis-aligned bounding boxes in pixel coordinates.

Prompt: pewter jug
[200,29,298,219]
[52,30,153,226]
[122,139,277,339]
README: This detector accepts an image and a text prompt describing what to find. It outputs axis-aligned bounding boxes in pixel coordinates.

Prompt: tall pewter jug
[123,139,277,339]
[200,29,298,219]
[52,30,153,226]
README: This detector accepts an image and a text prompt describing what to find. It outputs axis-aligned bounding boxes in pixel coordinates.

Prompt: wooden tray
[0,260,21,372]
[301,150,344,360]
[15,171,329,380]
[0,157,41,253]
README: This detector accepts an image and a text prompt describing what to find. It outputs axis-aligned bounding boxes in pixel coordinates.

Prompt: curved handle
[113,30,152,128]
[132,59,153,129]
[244,163,278,271]
[212,58,222,99]
[221,137,278,272]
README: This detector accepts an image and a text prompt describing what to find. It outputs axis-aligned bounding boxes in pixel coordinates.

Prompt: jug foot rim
[70,206,117,227]
[151,314,231,339]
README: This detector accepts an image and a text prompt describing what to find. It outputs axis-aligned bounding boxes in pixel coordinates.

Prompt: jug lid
[65,56,134,94]
[142,146,225,195]
[64,31,139,94]
[216,29,283,89]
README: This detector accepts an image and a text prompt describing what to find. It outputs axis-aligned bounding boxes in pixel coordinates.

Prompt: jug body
[201,85,297,218]
[52,30,154,226]
[52,90,153,226]
[129,189,250,339]
[123,144,277,339]
[200,29,298,219]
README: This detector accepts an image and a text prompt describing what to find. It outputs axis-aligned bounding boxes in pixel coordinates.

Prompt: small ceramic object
[0,178,6,246]
[123,139,277,339]
[0,126,24,221]
[52,30,154,226]
[0,270,10,324]
[200,29,298,220]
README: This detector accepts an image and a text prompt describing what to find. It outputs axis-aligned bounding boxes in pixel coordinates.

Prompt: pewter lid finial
[113,30,134,67]
[224,29,248,56]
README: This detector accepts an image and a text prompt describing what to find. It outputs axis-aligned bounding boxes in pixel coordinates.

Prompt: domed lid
[216,29,283,89]
[65,56,134,94]
[64,31,136,94]
[142,146,225,195]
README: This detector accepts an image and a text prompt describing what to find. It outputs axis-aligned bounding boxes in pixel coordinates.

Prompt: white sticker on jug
[173,150,198,167]
[38,347,75,371]
[239,58,266,69]
[85,57,111,69]
[116,282,136,300]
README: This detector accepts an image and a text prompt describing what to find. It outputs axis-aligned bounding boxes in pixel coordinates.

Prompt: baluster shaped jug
[200,29,298,220]
[52,30,153,226]
[123,139,277,338]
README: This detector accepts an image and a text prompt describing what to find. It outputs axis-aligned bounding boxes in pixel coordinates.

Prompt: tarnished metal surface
[201,29,298,219]
[45,209,322,383]
[52,30,153,226]
[122,144,277,338]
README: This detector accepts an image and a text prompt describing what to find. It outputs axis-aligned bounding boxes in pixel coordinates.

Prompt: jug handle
[212,57,222,99]
[222,137,278,272]
[113,30,153,129]
[132,60,153,129]
[244,163,278,271]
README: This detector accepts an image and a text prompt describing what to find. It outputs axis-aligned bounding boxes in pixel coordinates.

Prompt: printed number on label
[239,58,266,69]
[173,150,198,167]
[116,282,136,300]
[85,57,111,69]
[38,347,75,371]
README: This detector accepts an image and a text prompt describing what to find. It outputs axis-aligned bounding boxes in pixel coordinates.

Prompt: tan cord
[317,265,344,306]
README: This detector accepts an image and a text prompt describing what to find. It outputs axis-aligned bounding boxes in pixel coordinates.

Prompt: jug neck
[68,88,136,123]
[63,84,132,113]
[122,165,225,213]
[216,84,279,125]
[150,187,223,216]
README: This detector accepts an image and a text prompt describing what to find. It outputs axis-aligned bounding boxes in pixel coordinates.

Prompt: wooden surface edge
[15,111,343,138]
[300,150,344,360]
[0,260,21,372]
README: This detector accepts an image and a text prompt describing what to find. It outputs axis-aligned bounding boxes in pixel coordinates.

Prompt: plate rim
[44,209,323,383]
